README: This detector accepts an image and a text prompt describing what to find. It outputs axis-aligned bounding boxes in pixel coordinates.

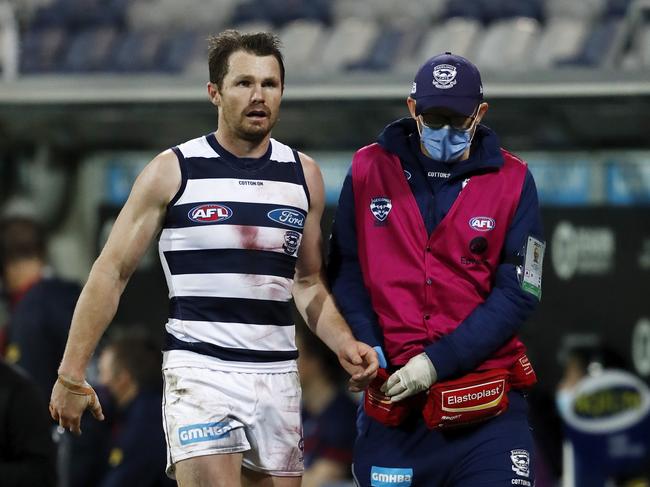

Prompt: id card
[521,236,545,299]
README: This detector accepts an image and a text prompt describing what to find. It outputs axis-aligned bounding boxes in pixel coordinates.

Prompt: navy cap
[410,52,483,117]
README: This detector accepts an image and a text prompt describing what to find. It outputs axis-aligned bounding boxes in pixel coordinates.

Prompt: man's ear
[475,102,489,123]
[207,82,221,107]
[407,97,417,119]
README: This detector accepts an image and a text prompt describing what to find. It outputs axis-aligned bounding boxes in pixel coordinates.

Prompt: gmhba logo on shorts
[188,204,232,223]
[267,208,306,229]
[370,466,413,487]
[178,421,232,445]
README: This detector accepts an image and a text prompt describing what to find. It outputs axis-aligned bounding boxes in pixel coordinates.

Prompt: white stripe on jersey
[270,139,296,163]
[175,178,308,209]
[176,136,219,159]
[159,226,302,255]
[166,319,296,351]
[168,273,292,301]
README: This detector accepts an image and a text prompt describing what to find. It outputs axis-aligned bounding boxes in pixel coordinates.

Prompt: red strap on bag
[364,368,425,427]
[422,368,510,429]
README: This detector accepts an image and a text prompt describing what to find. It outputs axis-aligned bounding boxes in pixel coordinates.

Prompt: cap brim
[414,95,480,117]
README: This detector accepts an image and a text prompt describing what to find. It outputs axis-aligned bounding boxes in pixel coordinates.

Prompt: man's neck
[214,130,270,159]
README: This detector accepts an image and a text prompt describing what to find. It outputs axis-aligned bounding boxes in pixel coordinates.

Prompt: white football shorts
[162,365,304,478]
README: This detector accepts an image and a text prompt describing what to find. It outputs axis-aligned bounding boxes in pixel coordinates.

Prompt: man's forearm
[293,276,355,355]
[58,261,126,380]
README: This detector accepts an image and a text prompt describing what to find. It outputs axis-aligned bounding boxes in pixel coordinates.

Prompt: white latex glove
[382,352,437,402]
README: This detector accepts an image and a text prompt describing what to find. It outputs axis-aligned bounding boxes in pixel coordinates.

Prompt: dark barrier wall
[525,207,650,393]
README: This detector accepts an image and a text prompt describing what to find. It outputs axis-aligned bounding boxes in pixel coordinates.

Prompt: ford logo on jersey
[469,216,495,232]
[267,208,306,229]
[188,204,232,223]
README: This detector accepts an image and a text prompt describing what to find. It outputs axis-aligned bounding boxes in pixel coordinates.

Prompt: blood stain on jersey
[239,225,259,250]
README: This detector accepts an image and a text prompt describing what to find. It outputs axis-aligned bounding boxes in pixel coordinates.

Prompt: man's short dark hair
[0,216,46,266]
[208,30,285,90]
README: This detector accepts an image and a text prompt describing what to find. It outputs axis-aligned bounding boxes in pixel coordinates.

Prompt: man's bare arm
[50,150,180,433]
[292,153,377,389]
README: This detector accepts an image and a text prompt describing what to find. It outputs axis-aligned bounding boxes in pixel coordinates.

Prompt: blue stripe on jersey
[168,147,189,209]
[163,332,298,362]
[164,248,296,278]
[183,156,303,183]
[165,201,307,230]
[170,296,293,326]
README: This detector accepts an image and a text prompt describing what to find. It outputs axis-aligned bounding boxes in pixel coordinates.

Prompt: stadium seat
[62,27,118,72]
[159,31,200,73]
[110,30,166,72]
[397,17,482,75]
[20,27,67,72]
[638,23,650,67]
[558,18,624,66]
[280,20,326,72]
[317,18,379,73]
[474,17,541,70]
[531,18,590,68]
[350,28,405,71]
[544,0,607,21]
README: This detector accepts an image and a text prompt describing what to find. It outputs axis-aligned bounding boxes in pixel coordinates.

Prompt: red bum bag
[365,354,537,429]
[364,368,426,426]
[422,368,510,429]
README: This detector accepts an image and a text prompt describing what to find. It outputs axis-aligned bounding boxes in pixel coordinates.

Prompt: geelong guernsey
[159,134,309,373]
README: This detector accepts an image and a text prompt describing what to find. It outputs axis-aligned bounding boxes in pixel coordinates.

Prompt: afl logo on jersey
[267,208,306,229]
[469,216,495,232]
[188,204,232,223]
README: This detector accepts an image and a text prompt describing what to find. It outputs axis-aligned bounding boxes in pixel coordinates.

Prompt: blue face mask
[419,121,474,162]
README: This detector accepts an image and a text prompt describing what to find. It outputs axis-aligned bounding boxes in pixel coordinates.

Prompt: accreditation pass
[521,236,545,299]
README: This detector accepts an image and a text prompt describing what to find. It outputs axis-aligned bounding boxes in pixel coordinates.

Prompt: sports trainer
[329,52,544,486]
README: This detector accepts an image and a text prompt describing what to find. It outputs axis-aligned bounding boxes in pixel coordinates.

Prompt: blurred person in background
[556,344,650,487]
[0,214,111,487]
[49,29,377,487]
[96,331,174,487]
[297,324,357,487]
[0,358,56,487]
[0,215,80,398]
[329,52,544,486]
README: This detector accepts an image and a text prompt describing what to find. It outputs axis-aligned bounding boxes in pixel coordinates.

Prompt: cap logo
[411,81,417,95]
[432,64,457,89]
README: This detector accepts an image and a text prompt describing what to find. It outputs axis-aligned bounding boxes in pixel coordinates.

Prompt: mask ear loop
[467,104,483,144]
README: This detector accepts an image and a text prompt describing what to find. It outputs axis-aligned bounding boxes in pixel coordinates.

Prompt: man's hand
[336,339,379,392]
[382,353,437,402]
[49,375,104,435]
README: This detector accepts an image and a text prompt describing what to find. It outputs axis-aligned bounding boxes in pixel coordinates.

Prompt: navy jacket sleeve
[424,169,544,380]
[328,169,384,349]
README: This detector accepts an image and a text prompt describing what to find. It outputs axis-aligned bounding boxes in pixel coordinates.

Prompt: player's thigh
[242,468,302,487]
[175,452,243,487]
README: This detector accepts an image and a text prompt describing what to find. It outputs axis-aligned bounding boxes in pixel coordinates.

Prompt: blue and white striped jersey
[159,133,310,372]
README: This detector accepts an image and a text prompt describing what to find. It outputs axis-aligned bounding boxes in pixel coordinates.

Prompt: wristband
[57,375,97,407]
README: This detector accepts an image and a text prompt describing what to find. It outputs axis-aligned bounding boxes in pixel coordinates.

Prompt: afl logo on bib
[469,216,495,232]
[188,204,232,223]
